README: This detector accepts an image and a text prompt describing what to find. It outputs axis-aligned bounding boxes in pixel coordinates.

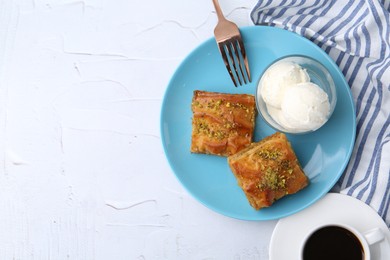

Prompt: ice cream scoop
[281,82,330,131]
[260,61,310,109]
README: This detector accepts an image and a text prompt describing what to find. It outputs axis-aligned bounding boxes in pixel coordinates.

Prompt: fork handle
[212,0,227,21]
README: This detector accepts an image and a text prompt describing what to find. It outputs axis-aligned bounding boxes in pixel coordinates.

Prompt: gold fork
[212,0,251,87]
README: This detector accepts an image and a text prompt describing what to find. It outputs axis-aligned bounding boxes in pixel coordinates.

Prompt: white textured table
[0,0,276,259]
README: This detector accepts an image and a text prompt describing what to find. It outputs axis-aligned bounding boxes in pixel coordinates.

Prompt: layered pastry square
[227,132,308,210]
[190,90,256,156]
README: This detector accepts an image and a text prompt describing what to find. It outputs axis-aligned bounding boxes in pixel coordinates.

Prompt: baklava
[228,132,308,210]
[190,90,256,156]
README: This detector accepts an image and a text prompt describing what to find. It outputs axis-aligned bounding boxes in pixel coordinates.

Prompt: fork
[212,0,251,87]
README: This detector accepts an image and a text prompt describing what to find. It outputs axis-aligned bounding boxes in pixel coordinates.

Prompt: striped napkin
[251,0,390,224]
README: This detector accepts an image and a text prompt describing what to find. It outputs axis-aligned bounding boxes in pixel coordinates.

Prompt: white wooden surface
[0,0,277,259]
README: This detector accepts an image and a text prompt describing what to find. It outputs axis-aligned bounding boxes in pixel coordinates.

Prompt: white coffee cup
[301,223,384,260]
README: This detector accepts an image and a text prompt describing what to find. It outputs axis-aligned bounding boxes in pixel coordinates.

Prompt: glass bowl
[256,55,337,134]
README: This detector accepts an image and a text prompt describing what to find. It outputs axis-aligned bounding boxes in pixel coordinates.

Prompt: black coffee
[303,226,364,260]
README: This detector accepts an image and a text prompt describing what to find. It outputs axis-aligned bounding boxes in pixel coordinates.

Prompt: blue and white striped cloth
[251,0,390,224]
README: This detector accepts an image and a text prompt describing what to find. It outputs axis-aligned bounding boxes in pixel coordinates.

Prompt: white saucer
[269,193,390,260]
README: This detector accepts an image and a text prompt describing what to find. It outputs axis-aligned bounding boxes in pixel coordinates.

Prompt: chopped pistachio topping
[257,167,287,191]
[194,119,227,140]
[256,149,281,160]
[255,151,296,191]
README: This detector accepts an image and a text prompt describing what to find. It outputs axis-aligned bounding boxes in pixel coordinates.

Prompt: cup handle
[364,228,385,245]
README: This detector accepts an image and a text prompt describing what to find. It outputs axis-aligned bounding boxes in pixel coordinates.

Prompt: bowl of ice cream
[256,55,337,134]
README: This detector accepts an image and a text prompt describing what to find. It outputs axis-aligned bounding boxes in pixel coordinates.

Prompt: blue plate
[160,26,356,221]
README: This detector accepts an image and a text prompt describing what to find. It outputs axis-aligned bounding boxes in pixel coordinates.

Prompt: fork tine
[226,42,242,86]
[218,42,238,87]
[231,38,247,84]
[218,38,251,87]
[237,37,251,83]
